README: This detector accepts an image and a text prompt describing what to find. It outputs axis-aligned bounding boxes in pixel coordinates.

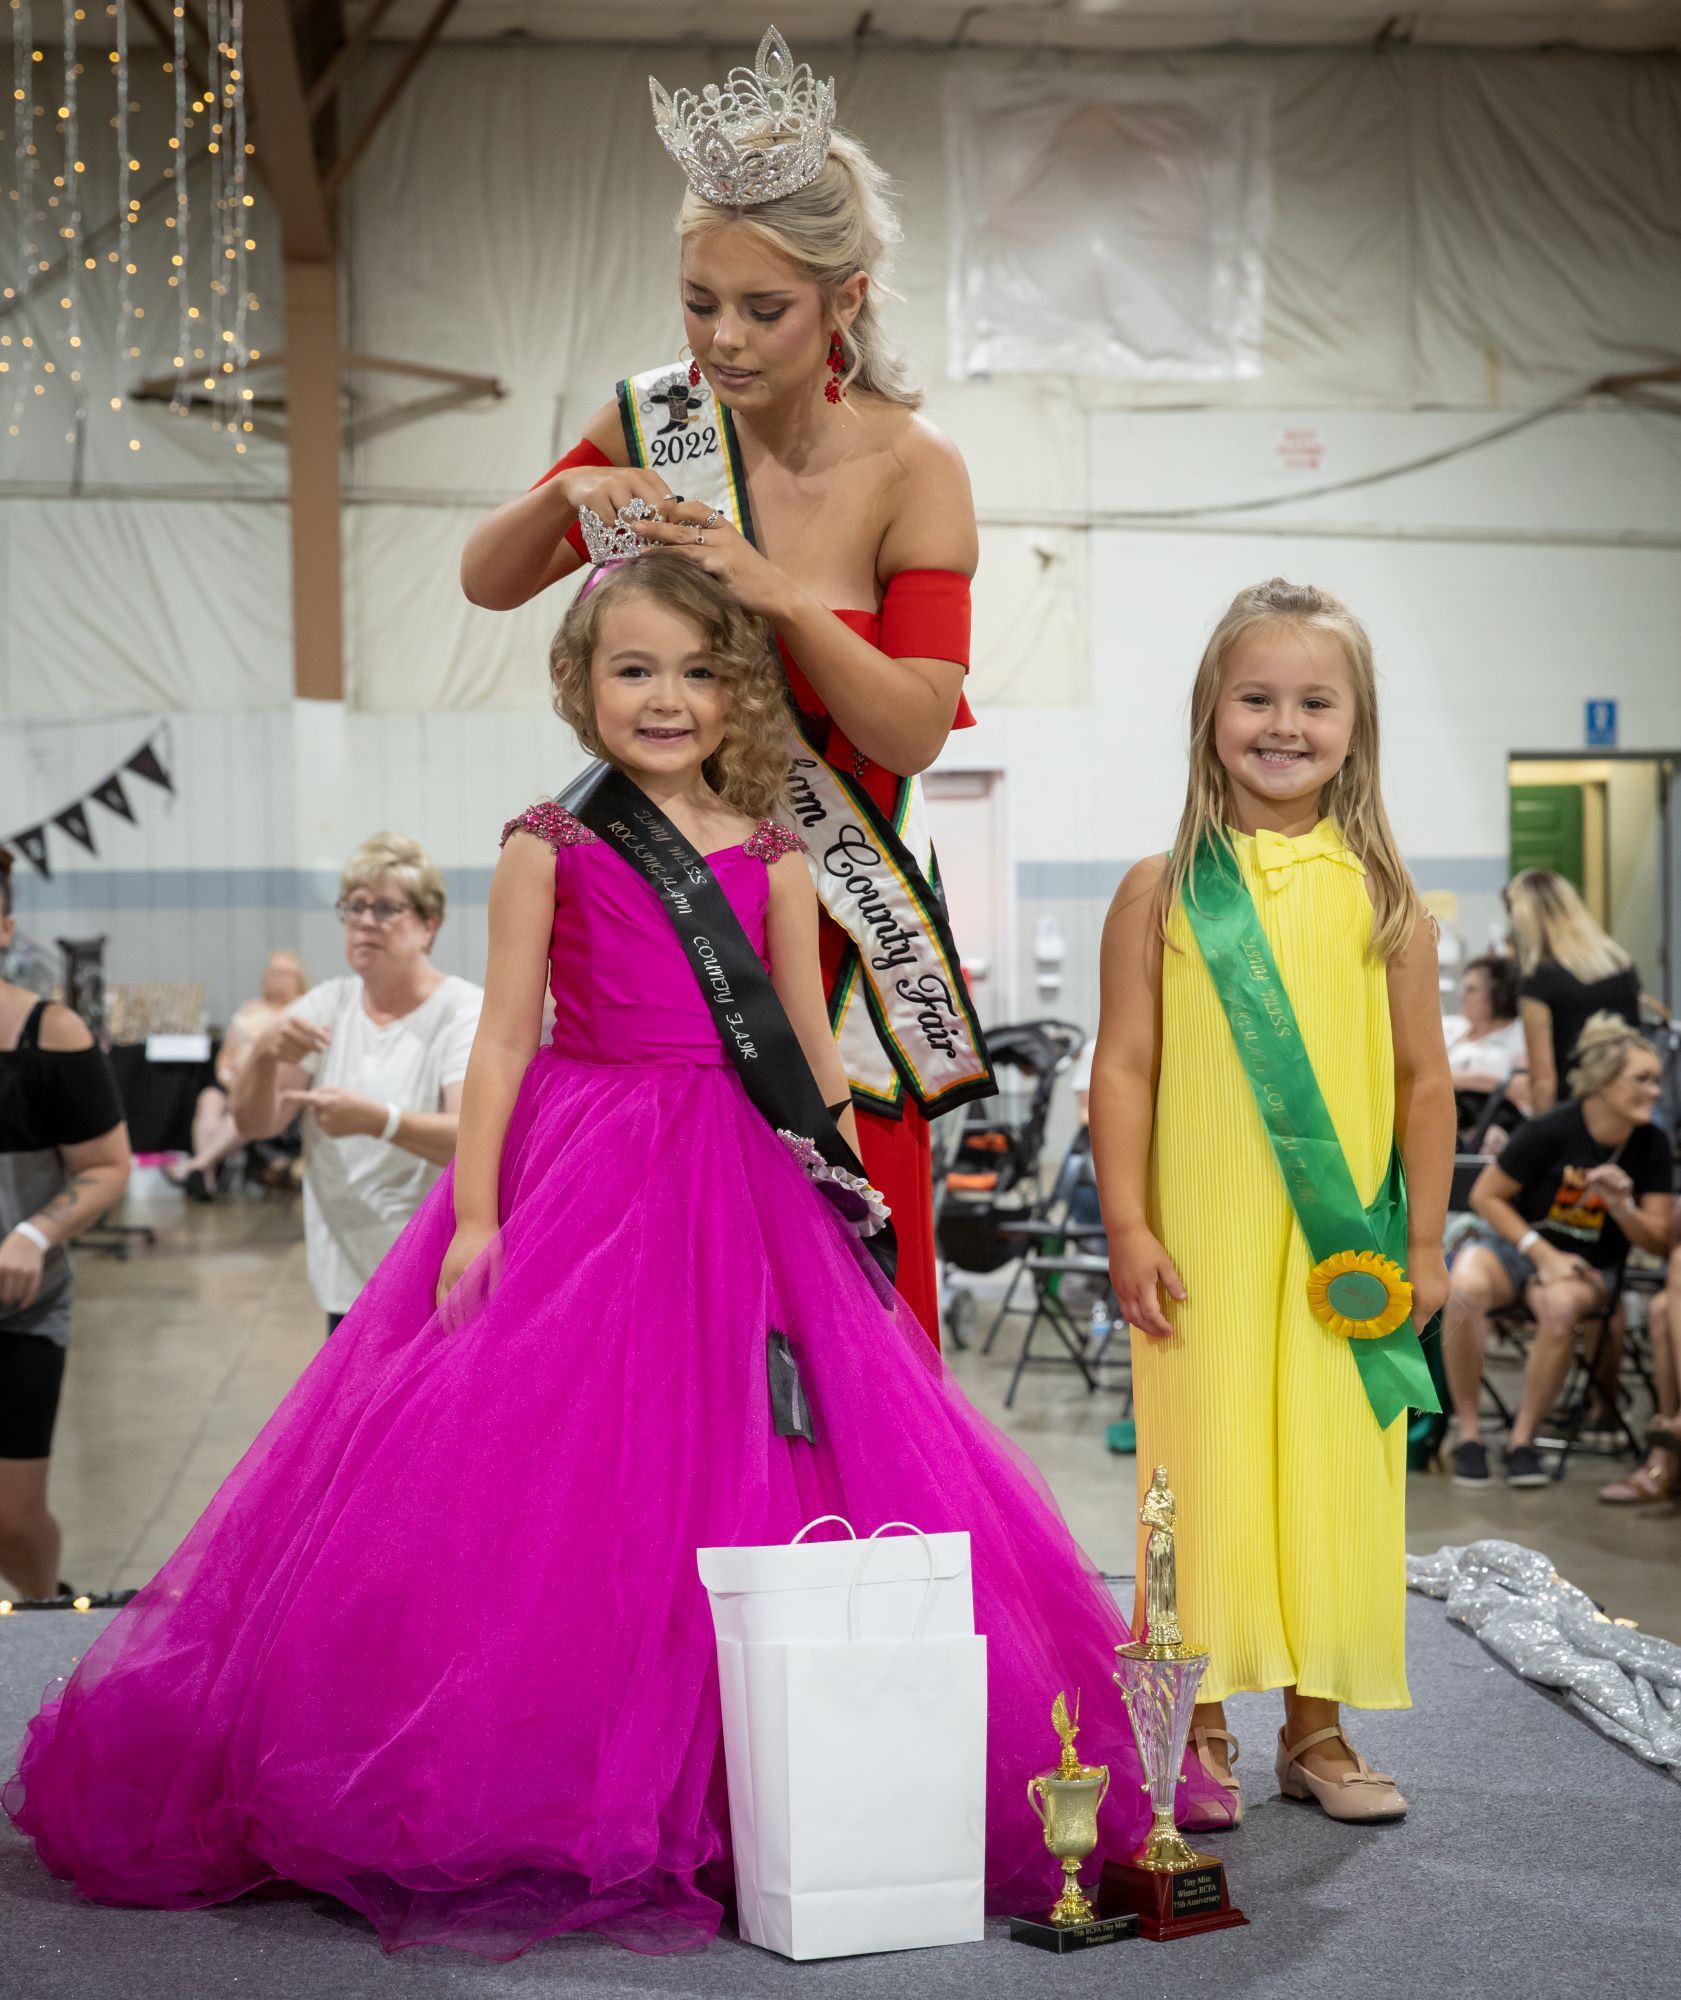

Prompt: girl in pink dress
[7,555,1219,1959]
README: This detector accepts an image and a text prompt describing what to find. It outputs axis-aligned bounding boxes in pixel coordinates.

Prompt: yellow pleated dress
[1133,819,1409,1710]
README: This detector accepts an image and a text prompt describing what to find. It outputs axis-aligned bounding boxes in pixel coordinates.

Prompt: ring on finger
[701,509,721,528]
[695,529,706,545]
[616,497,656,525]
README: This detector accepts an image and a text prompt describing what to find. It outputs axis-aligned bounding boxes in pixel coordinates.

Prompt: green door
[1509,784,1584,891]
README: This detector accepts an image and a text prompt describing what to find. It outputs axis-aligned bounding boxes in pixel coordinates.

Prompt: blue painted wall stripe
[11,854,1512,912]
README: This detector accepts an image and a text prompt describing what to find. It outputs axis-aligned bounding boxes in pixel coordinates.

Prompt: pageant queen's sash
[1181,837,1439,1430]
[615,362,995,1120]
[561,761,896,1286]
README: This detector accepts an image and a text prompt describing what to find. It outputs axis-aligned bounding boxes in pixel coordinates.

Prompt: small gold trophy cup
[1100,1467,1248,1942]
[1008,1693,1139,1953]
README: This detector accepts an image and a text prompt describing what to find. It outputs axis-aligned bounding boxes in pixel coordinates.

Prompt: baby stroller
[934,1019,1084,1345]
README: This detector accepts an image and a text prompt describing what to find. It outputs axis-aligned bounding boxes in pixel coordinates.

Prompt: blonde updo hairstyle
[678,130,922,409]
[1567,1011,1656,1100]
[550,560,791,824]
[340,832,446,930]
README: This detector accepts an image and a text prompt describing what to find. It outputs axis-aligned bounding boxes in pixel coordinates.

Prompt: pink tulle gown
[5,808,1214,1959]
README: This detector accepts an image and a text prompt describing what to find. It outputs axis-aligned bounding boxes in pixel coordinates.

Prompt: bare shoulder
[37,1002,95,1053]
[893,413,973,505]
[764,843,817,905]
[580,396,630,466]
[1112,853,1169,912]
[877,410,978,575]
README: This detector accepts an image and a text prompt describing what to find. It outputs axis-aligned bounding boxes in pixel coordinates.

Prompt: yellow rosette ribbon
[1306,1251,1414,1341]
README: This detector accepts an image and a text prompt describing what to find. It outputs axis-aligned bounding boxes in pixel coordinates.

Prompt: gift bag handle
[790,1514,857,1545]
[846,1521,937,1643]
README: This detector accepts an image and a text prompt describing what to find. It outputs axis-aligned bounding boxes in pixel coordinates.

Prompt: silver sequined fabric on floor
[1407,1539,1681,1775]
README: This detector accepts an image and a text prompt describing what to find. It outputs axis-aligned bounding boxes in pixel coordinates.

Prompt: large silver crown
[649,27,835,208]
[577,502,654,566]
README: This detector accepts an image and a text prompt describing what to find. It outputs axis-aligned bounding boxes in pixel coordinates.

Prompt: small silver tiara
[649,27,835,209]
[578,501,655,567]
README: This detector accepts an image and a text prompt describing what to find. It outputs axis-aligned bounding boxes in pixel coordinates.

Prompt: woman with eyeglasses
[1442,1013,1672,1488]
[233,834,483,1336]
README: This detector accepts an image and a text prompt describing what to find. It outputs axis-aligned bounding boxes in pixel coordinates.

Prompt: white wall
[4,43,1680,1039]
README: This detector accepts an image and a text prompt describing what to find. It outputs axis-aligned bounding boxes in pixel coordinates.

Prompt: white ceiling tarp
[2,39,1678,717]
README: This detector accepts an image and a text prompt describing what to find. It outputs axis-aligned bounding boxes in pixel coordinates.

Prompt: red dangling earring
[687,353,701,387]
[825,329,845,405]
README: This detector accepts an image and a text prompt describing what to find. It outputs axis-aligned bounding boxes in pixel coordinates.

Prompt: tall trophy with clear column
[1101,1467,1248,1941]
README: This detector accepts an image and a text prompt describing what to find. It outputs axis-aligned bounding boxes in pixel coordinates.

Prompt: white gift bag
[697,1518,988,1961]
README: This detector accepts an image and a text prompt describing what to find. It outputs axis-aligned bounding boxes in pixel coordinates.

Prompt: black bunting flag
[53,801,98,854]
[13,827,51,878]
[91,774,136,823]
[3,729,173,876]
[125,741,174,794]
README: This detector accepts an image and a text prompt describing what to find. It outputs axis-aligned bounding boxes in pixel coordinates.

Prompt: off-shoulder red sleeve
[879,568,976,729]
[531,439,612,559]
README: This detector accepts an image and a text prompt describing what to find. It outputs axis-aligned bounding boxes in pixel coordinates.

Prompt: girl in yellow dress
[1091,579,1454,1827]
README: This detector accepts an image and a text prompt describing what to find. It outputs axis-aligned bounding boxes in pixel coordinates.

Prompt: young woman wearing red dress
[461,39,990,1343]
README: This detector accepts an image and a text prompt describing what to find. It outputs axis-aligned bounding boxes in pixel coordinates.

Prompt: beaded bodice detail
[497,801,804,1070]
[500,802,598,851]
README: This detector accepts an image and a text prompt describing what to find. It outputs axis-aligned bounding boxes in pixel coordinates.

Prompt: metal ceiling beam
[307,0,404,116]
[244,4,336,260]
[320,0,462,202]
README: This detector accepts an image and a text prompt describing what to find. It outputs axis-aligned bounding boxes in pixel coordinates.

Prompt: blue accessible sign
[1585,700,1618,749]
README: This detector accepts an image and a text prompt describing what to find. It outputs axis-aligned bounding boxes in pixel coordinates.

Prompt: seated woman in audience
[232,835,482,1338]
[1600,1215,1681,1505]
[1441,1013,1673,1488]
[1504,870,1642,1114]
[0,848,132,1601]
[166,950,307,1201]
[1447,953,1529,1149]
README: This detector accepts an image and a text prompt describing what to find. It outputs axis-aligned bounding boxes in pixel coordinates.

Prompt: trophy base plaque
[1010,1910,1140,1953]
[1099,1854,1248,1942]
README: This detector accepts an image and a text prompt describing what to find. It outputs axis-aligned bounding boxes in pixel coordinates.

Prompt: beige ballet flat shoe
[1275,1726,1407,1823]
[1183,1725,1242,1830]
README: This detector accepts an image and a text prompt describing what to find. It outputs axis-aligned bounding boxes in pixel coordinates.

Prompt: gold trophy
[1008,1693,1138,1953]
[1101,1467,1248,1940]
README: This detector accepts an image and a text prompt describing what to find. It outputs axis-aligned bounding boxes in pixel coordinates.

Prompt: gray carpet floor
[2,1589,1673,2000]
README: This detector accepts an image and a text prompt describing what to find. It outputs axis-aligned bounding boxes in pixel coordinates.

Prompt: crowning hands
[630,499,793,620]
[559,461,676,532]
[1109,1224,1186,1340]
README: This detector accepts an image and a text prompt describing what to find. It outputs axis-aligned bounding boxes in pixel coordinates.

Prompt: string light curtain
[1,0,258,457]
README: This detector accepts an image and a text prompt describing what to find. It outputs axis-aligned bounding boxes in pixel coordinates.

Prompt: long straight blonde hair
[1156,579,1422,962]
[1505,869,1631,983]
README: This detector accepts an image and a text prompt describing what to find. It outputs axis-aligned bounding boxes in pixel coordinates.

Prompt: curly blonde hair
[550,560,792,824]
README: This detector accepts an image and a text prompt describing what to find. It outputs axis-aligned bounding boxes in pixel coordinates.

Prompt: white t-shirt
[290,973,483,1313]
[1444,1015,1526,1085]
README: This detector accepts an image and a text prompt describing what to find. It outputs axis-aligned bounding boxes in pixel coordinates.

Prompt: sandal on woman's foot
[1182,1726,1242,1830]
[1275,1727,1406,1822]
[1600,1458,1676,1505]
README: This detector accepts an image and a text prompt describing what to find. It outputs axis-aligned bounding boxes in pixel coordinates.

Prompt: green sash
[1180,837,1439,1431]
